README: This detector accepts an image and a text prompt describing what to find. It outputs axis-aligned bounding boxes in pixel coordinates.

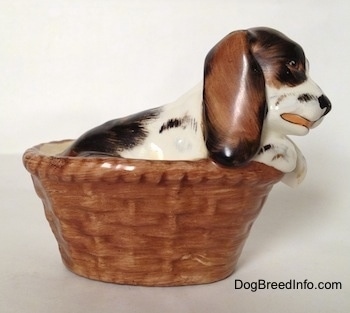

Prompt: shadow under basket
[23,140,283,286]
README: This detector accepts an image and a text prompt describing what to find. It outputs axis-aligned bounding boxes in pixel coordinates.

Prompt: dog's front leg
[281,139,307,187]
[254,137,297,173]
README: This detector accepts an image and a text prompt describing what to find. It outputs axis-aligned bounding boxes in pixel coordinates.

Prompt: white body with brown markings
[64,27,331,187]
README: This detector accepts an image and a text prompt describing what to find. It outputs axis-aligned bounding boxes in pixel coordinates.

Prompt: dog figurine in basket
[63,27,331,187]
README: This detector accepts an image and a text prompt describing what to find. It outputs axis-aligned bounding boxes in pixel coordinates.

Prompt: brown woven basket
[23,140,283,286]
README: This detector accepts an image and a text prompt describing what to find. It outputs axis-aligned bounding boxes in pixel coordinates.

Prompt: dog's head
[203,27,331,167]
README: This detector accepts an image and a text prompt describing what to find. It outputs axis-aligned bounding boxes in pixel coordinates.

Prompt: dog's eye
[279,57,307,85]
[287,60,297,67]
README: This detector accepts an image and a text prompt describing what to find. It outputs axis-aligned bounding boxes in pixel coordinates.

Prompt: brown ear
[203,30,266,167]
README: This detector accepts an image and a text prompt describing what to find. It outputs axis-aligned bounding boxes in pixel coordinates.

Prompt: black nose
[318,95,332,115]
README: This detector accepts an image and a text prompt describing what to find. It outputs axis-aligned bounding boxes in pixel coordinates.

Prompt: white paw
[254,143,297,173]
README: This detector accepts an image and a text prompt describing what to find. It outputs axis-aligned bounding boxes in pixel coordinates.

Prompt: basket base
[60,248,239,286]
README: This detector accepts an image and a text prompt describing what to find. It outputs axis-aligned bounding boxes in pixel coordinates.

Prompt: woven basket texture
[23,141,283,286]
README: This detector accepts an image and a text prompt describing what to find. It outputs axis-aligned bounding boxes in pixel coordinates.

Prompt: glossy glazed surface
[22,27,331,286]
[62,27,331,188]
[23,141,282,286]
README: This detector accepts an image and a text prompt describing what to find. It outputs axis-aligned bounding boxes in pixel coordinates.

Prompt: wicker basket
[23,140,283,286]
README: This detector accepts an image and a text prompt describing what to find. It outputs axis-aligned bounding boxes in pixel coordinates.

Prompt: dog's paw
[255,143,297,172]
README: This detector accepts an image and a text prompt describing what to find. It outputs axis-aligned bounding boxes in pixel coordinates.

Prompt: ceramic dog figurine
[63,27,331,186]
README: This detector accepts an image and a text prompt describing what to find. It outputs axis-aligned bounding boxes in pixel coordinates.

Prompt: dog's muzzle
[281,94,332,129]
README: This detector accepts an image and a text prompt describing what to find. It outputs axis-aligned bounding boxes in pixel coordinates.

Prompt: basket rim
[22,139,283,184]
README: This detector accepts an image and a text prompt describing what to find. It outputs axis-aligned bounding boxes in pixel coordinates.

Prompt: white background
[1,0,349,312]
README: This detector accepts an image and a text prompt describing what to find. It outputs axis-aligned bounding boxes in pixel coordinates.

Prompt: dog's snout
[318,94,332,115]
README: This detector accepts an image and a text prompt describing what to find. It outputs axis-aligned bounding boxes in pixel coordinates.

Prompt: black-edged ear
[203,30,266,167]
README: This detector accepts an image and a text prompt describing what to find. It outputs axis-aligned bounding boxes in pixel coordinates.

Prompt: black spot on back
[65,108,160,156]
